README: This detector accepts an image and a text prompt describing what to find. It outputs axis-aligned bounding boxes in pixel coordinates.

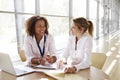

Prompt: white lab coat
[24,33,57,63]
[62,33,93,72]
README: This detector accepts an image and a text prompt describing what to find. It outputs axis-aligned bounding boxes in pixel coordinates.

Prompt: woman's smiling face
[35,20,46,36]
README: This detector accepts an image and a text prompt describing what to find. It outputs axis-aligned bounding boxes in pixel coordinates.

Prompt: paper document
[44,70,88,80]
[44,69,65,80]
[31,62,57,70]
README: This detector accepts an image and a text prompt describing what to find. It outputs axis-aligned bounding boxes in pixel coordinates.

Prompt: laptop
[0,52,34,76]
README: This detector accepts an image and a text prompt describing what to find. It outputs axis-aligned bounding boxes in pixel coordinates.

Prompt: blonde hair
[73,17,94,37]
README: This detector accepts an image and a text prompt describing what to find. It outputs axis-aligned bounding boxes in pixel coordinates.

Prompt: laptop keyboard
[15,68,27,74]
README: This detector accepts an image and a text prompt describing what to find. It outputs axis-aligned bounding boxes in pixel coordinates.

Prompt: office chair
[19,50,26,62]
[91,52,107,69]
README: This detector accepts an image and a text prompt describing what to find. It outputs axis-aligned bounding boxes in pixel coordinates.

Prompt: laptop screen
[0,53,16,75]
[0,53,34,76]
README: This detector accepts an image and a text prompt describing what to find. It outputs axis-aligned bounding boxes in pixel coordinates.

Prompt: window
[99,3,104,36]
[89,0,97,38]
[0,0,14,11]
[40,0,69,16]
[72,0,86,18]
[0,13,18,57]
[23,0,35,13]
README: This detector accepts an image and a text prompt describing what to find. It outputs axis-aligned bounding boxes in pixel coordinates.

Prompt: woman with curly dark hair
[24,15,57,65]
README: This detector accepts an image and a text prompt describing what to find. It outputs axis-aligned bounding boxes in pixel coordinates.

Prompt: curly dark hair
[25,15,49,37]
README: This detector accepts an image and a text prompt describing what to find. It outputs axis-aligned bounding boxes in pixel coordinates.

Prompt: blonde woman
[57,17,94,73]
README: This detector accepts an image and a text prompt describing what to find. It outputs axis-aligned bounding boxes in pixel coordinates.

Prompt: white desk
[0,66,110,80]
[44,66,111,80]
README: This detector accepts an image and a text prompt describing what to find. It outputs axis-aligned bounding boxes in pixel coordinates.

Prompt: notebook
[0,52,34,76]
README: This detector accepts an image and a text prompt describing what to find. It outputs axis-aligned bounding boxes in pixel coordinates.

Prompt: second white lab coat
[62,33,93,72]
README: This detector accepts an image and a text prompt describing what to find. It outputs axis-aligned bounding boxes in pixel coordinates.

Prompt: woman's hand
[31,58,40,64]
[31,57,46,65]
[57,60,66,69]
[46,55,57,64]
[38,58,46,65]
[64,66,77,74]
